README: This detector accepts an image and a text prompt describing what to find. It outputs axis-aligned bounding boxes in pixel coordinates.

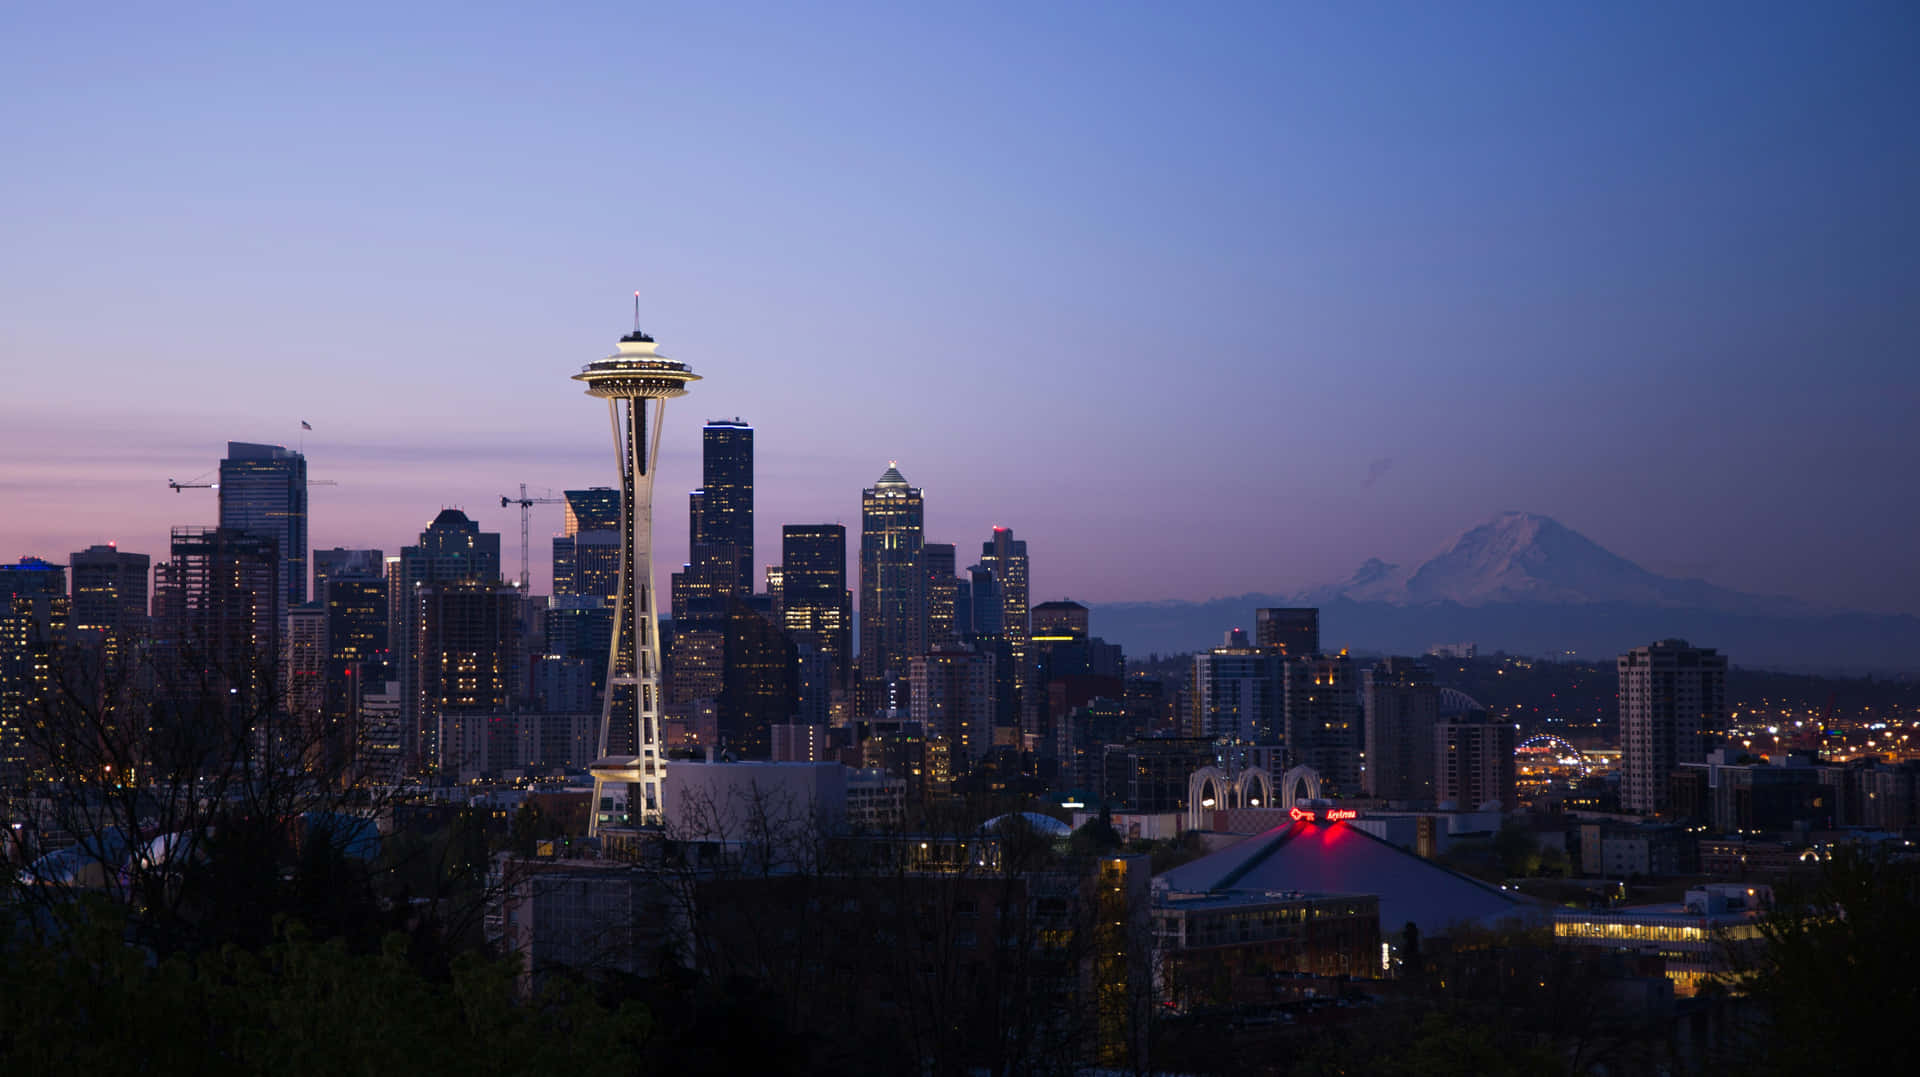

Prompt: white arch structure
[1186,765,1276,830]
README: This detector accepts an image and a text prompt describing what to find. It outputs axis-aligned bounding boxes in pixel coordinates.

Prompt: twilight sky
[3,2,1916,612]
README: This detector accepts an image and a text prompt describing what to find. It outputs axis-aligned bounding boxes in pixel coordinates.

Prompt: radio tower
[576,298,699,837]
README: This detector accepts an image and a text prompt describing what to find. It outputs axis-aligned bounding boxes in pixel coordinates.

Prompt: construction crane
[500,484,564,590]
[167,475,339,492]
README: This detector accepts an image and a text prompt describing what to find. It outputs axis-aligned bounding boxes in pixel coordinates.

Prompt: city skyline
[4,3,1917,612]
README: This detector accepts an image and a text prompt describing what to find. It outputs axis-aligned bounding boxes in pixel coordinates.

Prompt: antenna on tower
[633,291,641,334]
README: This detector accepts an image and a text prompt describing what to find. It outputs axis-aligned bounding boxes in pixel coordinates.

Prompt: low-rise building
[1552,883,1770,996]
[1150,888,1380,1011]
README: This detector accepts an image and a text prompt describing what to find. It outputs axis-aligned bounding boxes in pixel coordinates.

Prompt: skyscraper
[859,464,926,715]
[1190,642,1284,744]
[1619,639,1728,815]
[1,558,68,786]
[696,419,753,598]
[979,527,1030,672]
[324,572,389,774]
[392,510,502,770]
[1362,657,1440,802]
[417,580,520,778]
[719,598,797,759]
[218,441,308,623]
[924,542,957,648]
[574,317,699,835]
[553,488,620,600]
[1283,653,1360,795]
[154,527,279,753]
[979,528,1031,729]
[782,524,852,699]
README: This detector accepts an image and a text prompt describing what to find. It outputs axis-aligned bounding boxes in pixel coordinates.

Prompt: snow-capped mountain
[1090,512,1916,670]
[1307,512,1807,614]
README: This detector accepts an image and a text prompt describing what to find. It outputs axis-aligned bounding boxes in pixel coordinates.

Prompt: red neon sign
[1288,807,1358,823]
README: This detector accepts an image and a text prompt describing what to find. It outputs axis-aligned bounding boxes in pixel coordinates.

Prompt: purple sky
[3,3,1916,612]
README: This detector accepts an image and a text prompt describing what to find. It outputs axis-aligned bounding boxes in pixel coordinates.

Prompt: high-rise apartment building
[1619,639,1728,815]
[1190,644,1284,744]
[910,648,995,764]
[1,558,68,785]
[782,525,852,698]
[1283,653,1360,795]
[1255,608,1319,656]
[1362,657,1440,802]
[859,464,926,714]
[218,441,308,622]
[1436,716,1517,812]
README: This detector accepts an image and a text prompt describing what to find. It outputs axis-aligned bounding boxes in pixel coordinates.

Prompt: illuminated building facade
[1031,599,1089,641]
[781,524,851,698]
[1552,884,1769,996]
[574,320,699,835]
[417,579,519,777]
[1,558,68,786]
[324,572,387,715]
[979,527,1031,724]
[1619,639,1728,815]
[1190,645,1283,744]
[910,648,994,763]
[1151,890,1380,1011]
[218,441,308,623]
[284,602,327,723]
[1283,653,1360,795]
[695,419,754,599]
[858,464,925,714]
[391,510,502,769]
[922,541,957,648]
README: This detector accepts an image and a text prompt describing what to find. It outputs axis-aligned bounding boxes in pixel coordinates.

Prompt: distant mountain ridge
[1091,512,1914,672]
[1304,511,1811,615]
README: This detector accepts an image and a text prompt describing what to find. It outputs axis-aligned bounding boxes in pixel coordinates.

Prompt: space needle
[576,298,699,838]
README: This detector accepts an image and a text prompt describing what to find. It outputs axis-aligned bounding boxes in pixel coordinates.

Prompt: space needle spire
[574,303,700,837]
